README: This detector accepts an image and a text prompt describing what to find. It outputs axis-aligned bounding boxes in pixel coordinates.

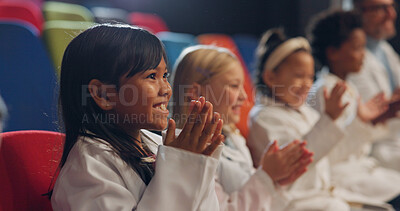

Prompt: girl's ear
[262,69,276,87]
[326,46,339,63]
[88,79,117,111]
[188,82,202,100]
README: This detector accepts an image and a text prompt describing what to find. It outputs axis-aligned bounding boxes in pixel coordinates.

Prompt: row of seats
[0,1,259,71]
[0,1,169,70]
[0,1,260,209]
[0,1,260,137]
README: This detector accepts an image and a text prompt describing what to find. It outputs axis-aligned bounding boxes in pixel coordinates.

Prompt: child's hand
[391,87,400,102]
[260,140,313,185]
[324,82,349,120]
[164,97,224,156]
[358,92,388,122]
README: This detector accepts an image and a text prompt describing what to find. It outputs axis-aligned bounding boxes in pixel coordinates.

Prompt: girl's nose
[160,81,172,96]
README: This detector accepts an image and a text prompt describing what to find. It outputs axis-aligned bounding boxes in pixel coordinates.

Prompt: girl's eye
[146,73,156,79]
[230,84,240,88]
[163,72,170,78]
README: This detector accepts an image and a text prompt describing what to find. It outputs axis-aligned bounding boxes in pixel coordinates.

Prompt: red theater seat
[129,12,169,34]
[0,1,43,35]
[0,130,64,211]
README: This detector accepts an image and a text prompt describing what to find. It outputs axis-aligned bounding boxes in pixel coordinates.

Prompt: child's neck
[329,65,347,80]
[128,129,142,146]
[270,95,303,110]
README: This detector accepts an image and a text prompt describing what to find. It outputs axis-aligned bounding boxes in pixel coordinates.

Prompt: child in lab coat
[247,28,352,211]
[51,24,224,211]
[308,9,400,210]
[171,45,313,210]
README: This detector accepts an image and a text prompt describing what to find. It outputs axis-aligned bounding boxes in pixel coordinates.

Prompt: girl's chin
[143,120,169,131]
[287,99,306,108]
[228,115,241,125]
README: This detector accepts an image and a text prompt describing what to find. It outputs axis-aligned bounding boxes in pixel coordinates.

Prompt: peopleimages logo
[80,84,318,108]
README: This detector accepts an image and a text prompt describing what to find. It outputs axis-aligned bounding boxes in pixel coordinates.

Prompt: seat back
[157,31,198,71]
[0,22,58,132]
[233,34,259,74]
[43,1,94,22]
[43,20,94,72]
[129,12,169,34]
[197,34,255,138]
[0,130,64,211]
[0,1,44,34]
[91,6,128,24]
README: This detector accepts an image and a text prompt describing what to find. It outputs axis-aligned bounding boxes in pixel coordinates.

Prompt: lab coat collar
[256,92,307,113]
[366,36,384,54]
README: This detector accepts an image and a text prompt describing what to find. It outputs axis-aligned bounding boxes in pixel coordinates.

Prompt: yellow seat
[43,20,94,73]
[43,1,94,22]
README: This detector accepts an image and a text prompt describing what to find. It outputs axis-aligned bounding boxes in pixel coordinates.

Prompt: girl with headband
[247,29,350,210]
[171,45,313,210]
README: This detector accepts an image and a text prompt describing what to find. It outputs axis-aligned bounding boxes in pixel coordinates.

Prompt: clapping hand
[260,140,313,186]
[165,97,224,156]
[324,82,349,120]
[358,92,388,122]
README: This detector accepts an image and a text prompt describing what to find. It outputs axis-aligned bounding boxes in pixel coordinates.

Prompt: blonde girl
[172,45,313,211]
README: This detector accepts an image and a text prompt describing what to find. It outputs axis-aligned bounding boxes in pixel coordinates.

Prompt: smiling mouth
[153,103,168,111]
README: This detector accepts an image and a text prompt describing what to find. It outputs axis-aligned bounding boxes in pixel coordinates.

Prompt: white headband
[264,37,311,71]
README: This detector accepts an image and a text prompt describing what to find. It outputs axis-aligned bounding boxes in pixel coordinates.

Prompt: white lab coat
[216,126,290,211]
[311,71,400,203]
[51,129,221,211]
[347,41,400,172]
[167,127,290,211]
[248,95,351,211]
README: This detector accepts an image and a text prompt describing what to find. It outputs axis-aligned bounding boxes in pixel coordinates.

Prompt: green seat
[43,20,94,73]
[43,1,94,22]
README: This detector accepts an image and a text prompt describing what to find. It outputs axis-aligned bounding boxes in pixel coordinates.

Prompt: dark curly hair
[307,10,362,69]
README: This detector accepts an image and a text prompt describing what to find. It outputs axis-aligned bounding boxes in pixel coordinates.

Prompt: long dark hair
[57,24,167,188]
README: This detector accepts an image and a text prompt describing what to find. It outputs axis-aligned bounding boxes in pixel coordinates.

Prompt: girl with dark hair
[247,28,351,210]
[308,10,400,210]
[51,23,224,210]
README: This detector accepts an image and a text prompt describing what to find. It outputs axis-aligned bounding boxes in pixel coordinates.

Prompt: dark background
[66,0,399,52]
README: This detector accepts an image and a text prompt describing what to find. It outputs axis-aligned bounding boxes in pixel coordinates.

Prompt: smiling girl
[247,29,351,210]
[51,24,224,211]
[172,45,313,210]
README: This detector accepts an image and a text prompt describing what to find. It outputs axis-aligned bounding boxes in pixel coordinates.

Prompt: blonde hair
[171,45,239,128]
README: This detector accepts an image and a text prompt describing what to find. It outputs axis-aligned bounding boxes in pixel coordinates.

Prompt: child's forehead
[281,51,313,65]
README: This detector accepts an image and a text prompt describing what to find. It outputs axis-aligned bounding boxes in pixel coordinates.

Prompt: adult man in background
[348,0,400,171]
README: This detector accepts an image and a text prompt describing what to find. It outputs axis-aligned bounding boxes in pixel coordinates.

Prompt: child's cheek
[291,79,304,88]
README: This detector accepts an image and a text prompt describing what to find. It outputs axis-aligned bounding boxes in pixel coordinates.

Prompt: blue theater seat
[157,31,198,71]
[0,22,58,132]
[233,34,259,74]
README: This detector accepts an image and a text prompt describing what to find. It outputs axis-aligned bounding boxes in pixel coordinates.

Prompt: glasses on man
[361,2,398,14]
